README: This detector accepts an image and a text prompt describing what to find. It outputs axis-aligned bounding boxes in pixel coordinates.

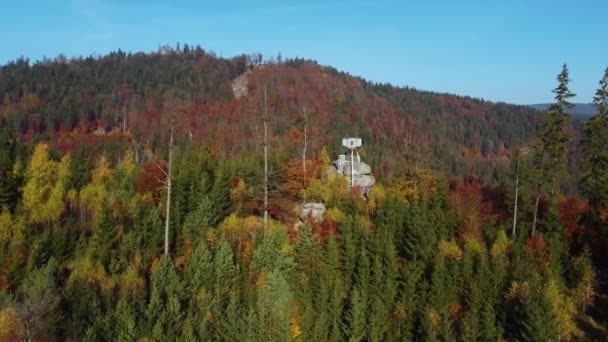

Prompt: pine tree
[145,255,183,341]
[532,64,575,234]
[581,67,608,211]
[18,258,62,341]
[0,129,17,212]
[255,269,293,341]
[520,285,559,341]
[113,297,137,342]
[292,223,319,341]
[346,287,367,342]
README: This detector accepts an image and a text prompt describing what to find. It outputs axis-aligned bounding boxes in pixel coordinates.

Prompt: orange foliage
[281,159,319,198]
[135,162,167,202]
[449,176,483,241]
[558,195,588,246]
[309,218,338,243]
[449,302,462,318]
[526,235,550,271]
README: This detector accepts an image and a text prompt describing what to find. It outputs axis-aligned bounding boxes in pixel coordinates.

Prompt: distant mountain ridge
[528,103,597,118]
[0,48,542,181]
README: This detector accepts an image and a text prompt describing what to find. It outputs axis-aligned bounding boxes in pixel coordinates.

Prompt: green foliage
[0,64,607,341]
[534,64,575,197]
[146,255,183,341]
[0,128,18,211]
[581,67,608,211]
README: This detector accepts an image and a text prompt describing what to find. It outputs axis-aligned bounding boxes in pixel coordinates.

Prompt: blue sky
[1,0,606,104]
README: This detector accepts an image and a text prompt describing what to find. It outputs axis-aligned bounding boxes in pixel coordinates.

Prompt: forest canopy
[0,48,607,340]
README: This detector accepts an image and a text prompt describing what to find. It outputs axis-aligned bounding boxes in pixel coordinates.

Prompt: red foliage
[558,195,588,247]
[306,218,338,243]
[449,176,484,241]
[136,162,167,202]
[526,234,550,271]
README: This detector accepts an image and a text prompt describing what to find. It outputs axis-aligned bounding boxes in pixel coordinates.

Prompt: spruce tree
[145,255,183,341]
[346,287,367,342]
[0,129,17,212]
[540,64,575,187]
[581,67,608,211]
[532,64,575,234]
[18,258,63,341]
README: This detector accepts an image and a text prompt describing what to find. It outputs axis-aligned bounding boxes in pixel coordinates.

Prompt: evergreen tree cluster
[0,60,606,340]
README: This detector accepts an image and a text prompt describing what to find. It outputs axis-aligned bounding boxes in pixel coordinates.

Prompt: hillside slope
[0,48,541,180]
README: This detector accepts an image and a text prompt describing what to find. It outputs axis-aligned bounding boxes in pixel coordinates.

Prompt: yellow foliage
[67,257,116,296]
[92,155,113,185]
[11,159,23,178]
[505,281,529,301]
[323,173,349,206]
[325,207,346,223]
[243,215,262,234]
[490,230,510,260]
[291,317,303,338]
[205,309,213,322]
[390,179,419,202]
[545,280,580,340]
[22,143,65,225]
[438,240,463,261]
[416,168,438,194]
[230,177,248,214]
[300,178,324,202]
[463,236,486,255]
[0,209,12,245]
[79,156,115,221]
[0,306,23,339]
[317,146,331,180]
[354,215,374,235]
[79,183,107,222]
[367,183,387,214]
[427,308,440,330]
[205,229,218,247]
[256,271,268,289]
[119,264,145,297]
[389,168,438,202]
[220,213,244,243]
[120,150,137,177]
[573,269,596,311]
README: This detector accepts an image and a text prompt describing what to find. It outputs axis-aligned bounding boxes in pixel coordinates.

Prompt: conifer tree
[145,255,183,341]
[0,129,17,212]
[532,64,575,234]
[581,67,608,212]
[255,269,293,341]
[18,258,62,341]
[114,298,137,342]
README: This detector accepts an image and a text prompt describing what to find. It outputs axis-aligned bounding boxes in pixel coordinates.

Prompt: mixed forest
[0,46,607,341]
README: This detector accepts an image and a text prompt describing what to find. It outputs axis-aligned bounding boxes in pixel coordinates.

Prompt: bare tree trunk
[164,122,174,256]
[532,193,540,236]
[302,106,307,188]
[512,155,520,237]
[263,86,268,231]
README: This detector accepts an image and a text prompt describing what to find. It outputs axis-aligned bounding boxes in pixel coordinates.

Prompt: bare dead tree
[263,85,269,231]
[302,106,308,190]
[532,191,540,236]
[155,119,174,256]
[165,121,174,255]
[512,152,520,237]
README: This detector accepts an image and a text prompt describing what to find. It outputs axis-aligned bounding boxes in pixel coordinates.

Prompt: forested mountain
[0,47,541,181]
[0,49,607,341]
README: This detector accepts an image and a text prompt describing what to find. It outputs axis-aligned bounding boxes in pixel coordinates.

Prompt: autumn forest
[0,46,607,341]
